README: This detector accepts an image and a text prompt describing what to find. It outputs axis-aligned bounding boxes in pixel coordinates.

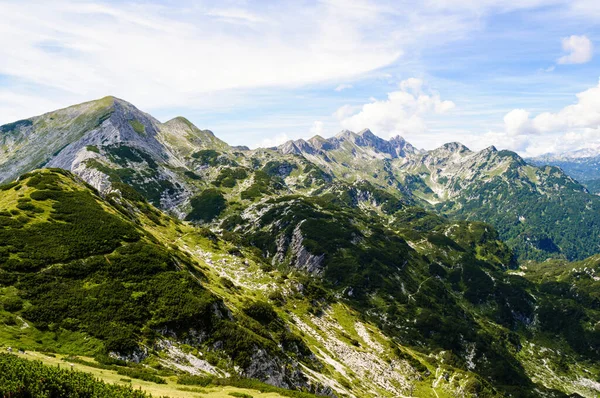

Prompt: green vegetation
[229,392,253,398]
[192,149,221,166]
[583,178,600,194]
[0,169,321,394]
[0,353,150,397]
[213,168,248,188]
[262,161,296,178]
[86,145,100,153]
[128,119,146,136]
[3,97,600,397]
[85,155,177,207]
[185,189,227,222]
[0,119,32,134]
[237,191,598,396]
[440,170,600,261]
[177,376,321,398]
[241,171,281,200]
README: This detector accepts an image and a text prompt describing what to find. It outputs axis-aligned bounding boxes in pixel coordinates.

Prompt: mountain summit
[279,129,420,159]
[2,96,600,261]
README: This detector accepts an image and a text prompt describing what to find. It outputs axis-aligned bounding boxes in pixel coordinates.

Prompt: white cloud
[488,79,600,156]
[557,35,593,64]
[334,78,455,137]
[387,79,600,157]
[504,109,534,136]
[204,8,267,25]
[0,90,61,124]
[2,0,587,125]
[310,121,324,135]
[0,0,403,122]
[259,133,290,148]
[334,84,353,92]
[333,104,358,121]
[399,78,423,92]
[503,79,600,135]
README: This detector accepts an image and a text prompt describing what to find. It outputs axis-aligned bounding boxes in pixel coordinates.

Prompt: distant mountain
[528,149,600,193]
[2,97,600,262]
[276,131,600,261]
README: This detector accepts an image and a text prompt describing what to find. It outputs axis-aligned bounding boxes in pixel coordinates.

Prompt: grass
[129,119,146,136]
[7,351,292,398]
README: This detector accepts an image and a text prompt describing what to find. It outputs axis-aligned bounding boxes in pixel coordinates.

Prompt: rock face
[271,221,325,274]
[244,349,311,391]
[289,222,325,274]
[0,96,230,212]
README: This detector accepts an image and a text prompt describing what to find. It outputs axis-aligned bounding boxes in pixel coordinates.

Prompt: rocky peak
[389,135,406,145]
[277,130,419,160]
[357,128,376,139]
[161,116,229,152]
[439,142,471,154]
[389,135,419,157]
[308,135,334,151]
[331,129,410,158]
[333,129,382,148]
[279,139,317,155]
[164,116,197,131]
[355,128,386,147]
[278,140,299,155]
[334,129,357,140]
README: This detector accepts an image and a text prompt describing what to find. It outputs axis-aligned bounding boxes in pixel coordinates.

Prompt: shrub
[0,353,150,397]
[185,189,226,222]
[128,119,146,135]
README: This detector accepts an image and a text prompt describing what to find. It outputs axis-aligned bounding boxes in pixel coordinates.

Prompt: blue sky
[1,0,600,156]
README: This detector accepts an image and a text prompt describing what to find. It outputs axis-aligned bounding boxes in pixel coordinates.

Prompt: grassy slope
[5,352,288,398]
[0,169,320,396]
[1,169,599,397]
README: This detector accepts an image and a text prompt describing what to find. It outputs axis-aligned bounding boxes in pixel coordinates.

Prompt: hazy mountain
[528,150,600,194]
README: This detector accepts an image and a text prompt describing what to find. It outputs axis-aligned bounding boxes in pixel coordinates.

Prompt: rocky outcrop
[271,221,325,274]
[244,349,335,396]
[289,222,325,274]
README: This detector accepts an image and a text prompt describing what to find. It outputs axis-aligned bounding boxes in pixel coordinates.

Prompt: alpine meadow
[1,1,600,398]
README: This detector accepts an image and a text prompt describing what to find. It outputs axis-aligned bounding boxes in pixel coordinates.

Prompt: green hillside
[0,168,598,397]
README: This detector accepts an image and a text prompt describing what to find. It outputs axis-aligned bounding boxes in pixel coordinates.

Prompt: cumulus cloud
[557,35,593,64]
[503,79,600,135]
[334,78,455,137]
[492,79,600,156]
[504,109,534,136]
[310,121,324,135]
[399,78,423,92]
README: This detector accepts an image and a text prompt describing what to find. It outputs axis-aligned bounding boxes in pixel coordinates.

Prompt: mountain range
[2,96,599,262]
[0,96,599,397]
[528,149,600,195]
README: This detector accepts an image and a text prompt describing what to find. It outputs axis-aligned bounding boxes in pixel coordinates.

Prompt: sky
[1,0,600,156]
